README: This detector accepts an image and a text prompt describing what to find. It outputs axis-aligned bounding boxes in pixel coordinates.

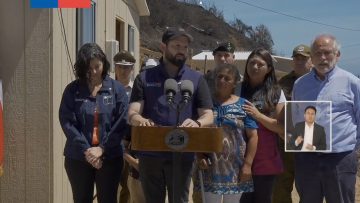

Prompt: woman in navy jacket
[59,43,129,203]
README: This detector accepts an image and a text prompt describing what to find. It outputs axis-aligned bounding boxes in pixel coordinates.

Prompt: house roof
[192,51,293,73]
[134,0,150,16]
[192,51,291,62]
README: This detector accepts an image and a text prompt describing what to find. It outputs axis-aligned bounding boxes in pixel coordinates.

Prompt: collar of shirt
[305,122,314,128]
[98,75,113,93]
[77,75,113,97]
[159,61,187,80]
[123,80,133,89]
[311,65,339,82]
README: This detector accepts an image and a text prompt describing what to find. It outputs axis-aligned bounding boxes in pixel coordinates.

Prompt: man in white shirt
[114,50,146,203]
[290,105,326,151]
[114,50,135,99]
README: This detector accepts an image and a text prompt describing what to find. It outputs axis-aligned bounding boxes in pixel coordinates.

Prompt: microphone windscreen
[180,80,194,95]
[164,79,178,94]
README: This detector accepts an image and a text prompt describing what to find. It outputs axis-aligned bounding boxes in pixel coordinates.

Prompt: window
[128,25,135,55]
[77,1,96,51]
[116,19,125,50]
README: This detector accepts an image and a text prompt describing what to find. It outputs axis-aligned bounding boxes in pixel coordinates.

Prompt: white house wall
[0,0,145,202]
[0,0,52,202]
[52,8,77,203]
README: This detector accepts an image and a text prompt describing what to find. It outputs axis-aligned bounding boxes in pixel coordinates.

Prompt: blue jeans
[294,150,357,203]
[139,155,194,203]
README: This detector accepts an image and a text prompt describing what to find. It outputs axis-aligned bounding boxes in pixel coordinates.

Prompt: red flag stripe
[58,0,91,8]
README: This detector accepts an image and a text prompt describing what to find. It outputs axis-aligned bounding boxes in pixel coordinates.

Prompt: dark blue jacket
[59,75,129,161]
[130,62,213,159]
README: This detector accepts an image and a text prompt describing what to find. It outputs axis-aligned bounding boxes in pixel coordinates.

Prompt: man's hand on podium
[180,118,201,127]
[139,118,155,126]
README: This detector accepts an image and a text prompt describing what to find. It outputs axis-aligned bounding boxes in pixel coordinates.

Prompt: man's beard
[165,51,187,68]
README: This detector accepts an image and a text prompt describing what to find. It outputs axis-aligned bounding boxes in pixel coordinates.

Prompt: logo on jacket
[146,82,162,87]
[103,95,113,105]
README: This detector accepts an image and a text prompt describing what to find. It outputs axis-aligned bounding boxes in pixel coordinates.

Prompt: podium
[131,126,223,203]
[131,126,224,152]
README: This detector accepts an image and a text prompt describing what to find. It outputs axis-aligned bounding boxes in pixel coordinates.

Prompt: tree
[251,24,274,52]
[230,18,252,36]
[206,3,224,21]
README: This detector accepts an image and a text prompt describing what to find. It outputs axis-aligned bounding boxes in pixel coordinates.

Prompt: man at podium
[128,27,214,203]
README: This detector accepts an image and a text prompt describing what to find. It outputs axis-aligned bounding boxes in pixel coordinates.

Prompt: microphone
[180,80,194,104]
[164,79,178,104]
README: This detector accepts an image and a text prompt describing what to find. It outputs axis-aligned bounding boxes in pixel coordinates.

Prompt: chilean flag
[0,80,3,177]
[31,0,91,8]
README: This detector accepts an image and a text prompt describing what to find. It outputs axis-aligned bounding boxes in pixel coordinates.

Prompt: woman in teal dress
[196,63,258,203]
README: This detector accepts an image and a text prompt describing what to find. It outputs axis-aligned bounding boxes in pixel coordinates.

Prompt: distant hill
[140,0,273,60]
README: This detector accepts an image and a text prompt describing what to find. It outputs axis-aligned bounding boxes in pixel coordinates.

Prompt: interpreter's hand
[305,143,315,150]
[139,118,155,126]
[240,164,252,182]
[295,136,304,146]
[242,100,261,120]
[180,118,200,127]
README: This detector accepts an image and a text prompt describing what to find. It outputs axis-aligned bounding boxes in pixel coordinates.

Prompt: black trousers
[240,175,276,203]
[65,157,123,203]
[139,156,194,203]
[294,151,357,203]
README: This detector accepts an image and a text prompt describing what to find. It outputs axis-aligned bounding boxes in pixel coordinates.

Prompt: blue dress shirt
[292,66,360,152]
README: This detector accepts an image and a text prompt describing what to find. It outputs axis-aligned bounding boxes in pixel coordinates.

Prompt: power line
[233,0,360,32]
[340,56,360,62]
[342,43,360,48]
[57,9,75,80]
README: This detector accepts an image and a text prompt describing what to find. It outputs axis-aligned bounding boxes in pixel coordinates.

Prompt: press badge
[103,95,113,105]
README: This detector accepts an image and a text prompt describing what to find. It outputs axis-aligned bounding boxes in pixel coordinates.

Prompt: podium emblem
[165,129,189,150]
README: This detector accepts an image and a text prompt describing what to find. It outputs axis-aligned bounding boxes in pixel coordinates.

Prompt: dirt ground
[187,158,360,203]
[118,150,360,203]
[290,175,360,203]
[186,175,360,203]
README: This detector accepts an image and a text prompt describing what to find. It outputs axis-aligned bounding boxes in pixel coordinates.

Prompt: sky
[199,0,360,76]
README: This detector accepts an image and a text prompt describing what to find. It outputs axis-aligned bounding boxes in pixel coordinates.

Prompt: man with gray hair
[292,34,360,203]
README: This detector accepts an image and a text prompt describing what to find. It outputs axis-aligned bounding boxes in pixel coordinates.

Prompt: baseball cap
[292,44,310,57]
[114,50,136,66]
[213,42,235,55]
[162,27,193,43]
